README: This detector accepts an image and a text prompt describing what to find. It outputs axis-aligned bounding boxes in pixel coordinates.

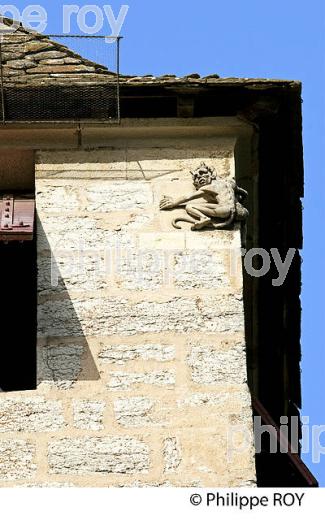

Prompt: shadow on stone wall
[36,217,100,389]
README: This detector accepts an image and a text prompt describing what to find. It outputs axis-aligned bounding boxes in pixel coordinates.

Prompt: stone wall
[0,133,256,486]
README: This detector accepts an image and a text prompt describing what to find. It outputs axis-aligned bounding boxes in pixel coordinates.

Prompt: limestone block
[37,215,103,251]
[185,229,240,250]
[98,343,175,365]
[85,182,153,212]
[0,398,64,432]
[48,437,150,475]
[119,479,201,488]
[36,150,129,173]
[37,295,245,337]
[178,390,251,410]
[36,184,80,212]
[0,441,36,481]
[73,400,105,430]
[126,147,233,177]
[116,250,165,290]
[174,429,255,486]
[138,232,185,251]
[37,215,135,252]
[173,251,230,288]
[21,482,75,488]
[163,438,181,473]
[187,341,247,385]
[38,253,109,294]
[108,370,175,390]
[114,397,155,426]
[38,344,84,389]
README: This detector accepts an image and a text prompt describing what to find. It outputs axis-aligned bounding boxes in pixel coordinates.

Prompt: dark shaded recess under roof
[3,84,118,120]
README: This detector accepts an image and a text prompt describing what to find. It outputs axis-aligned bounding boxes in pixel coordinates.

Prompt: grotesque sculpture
[160,162,248,230]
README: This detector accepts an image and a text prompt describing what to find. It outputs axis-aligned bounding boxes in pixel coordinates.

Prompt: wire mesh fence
[0,33,121,123]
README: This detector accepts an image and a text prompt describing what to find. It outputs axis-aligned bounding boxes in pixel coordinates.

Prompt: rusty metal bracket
[0,195,35,241]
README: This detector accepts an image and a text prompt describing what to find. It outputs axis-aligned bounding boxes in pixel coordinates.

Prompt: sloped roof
[0,18,301,89]
[0,18,116,86]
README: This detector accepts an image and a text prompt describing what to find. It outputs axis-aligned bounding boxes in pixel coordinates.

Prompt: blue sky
[2,0,325,485]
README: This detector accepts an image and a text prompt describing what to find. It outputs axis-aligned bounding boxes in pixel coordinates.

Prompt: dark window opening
[0,199,36,392]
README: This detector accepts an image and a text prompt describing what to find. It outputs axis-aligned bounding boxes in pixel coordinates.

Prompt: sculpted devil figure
[159,162,248,230]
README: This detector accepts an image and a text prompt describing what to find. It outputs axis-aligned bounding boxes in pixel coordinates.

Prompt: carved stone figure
[160,162,248,230]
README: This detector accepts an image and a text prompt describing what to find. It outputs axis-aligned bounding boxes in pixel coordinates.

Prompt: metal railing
[0,33,121,124]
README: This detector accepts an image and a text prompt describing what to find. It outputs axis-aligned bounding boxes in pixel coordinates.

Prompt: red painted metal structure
[0,195,35,241]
